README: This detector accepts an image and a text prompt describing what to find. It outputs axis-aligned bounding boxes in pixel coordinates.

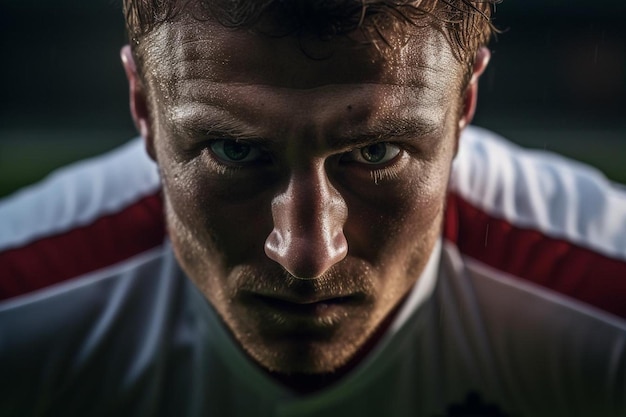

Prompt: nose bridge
[285,166,338,233]
[264,163,348,279]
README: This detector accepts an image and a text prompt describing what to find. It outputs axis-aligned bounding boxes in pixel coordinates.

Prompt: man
[0,1,624,416]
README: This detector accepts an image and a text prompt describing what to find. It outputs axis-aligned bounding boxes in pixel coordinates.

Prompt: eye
[209,140,265,163]
[343,143,401,165]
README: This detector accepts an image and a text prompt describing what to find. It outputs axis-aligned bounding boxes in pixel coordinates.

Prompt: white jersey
[1,126,625,416]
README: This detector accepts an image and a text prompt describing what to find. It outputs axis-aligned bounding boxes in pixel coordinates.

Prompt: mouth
[238,291,365,336]
[251,294,358,316]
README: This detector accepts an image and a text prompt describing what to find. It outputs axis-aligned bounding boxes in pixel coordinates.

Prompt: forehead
[139,15,464,92]
[138,16,465,144]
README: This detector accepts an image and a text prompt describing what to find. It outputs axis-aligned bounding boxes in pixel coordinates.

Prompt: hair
[123,0,500,76]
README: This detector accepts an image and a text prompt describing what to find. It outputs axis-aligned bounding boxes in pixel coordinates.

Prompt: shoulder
[0,244,210,415]
[3,128,626,320]
[445,126,626,320]
[0,139,166,301]
[0,243,175,340]
[437,241,626,414]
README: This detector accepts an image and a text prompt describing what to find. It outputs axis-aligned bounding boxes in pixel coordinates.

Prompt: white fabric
[0,139,160,251]
[1,126,625,416]
[0,242,623,416]
[451,126,626,260]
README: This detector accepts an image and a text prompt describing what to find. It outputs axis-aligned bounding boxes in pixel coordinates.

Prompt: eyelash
[370,165,402,185]
[202,147,245,177]
[202,140,406,184]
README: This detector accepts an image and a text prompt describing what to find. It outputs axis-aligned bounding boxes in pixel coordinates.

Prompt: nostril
[264,228,348,279]
[264,228,284,260]
[330,232,348,262]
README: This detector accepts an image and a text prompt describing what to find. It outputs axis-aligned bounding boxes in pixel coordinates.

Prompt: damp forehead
[137,16,464,151]
[138,15,464,94]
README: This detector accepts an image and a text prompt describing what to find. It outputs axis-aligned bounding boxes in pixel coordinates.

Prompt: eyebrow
[171,105,440,149]
[170,106,262,141]
[330,117,440,149]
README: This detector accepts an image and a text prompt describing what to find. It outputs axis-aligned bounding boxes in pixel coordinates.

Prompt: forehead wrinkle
[170,78,447,126]
[143,17,462,92]
[142,19,463,147]
[162,62,454,122]
[392,31,464,94]
[166,40,453,106]
[167,81,445,151]
[168,55,455,93]
[156,67,452,150]
[140,21,229,98]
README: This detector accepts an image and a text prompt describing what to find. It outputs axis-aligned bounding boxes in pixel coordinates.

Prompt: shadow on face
[121,6,485,386]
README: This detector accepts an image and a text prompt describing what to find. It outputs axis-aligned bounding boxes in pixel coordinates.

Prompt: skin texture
[122,13,489,390]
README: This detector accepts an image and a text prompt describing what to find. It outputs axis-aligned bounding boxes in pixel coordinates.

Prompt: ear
[121,45,156,161]
[458,46,491,132]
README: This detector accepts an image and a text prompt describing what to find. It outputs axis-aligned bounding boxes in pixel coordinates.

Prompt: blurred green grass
[0,130,133,199]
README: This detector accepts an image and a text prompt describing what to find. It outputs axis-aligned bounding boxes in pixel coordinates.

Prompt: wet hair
[124,0,500,72]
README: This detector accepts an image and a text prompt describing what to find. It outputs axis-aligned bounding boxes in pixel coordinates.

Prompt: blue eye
[210,140,264,163]
[345,143,401,165]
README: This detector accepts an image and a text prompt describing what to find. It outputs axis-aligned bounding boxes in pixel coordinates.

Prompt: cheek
[161,158,274,270]
[343,157,451,267]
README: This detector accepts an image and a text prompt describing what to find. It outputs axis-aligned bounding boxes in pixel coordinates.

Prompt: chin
[241,328,387,393]
[233,307,393,379]
[244,332,358,376]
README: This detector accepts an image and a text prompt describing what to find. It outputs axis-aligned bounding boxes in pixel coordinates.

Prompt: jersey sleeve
[445,126,626,320]
[0,139,166,302]
[4,127,626,321]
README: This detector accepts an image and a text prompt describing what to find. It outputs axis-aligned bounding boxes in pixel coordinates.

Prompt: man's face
[128,15,471,376]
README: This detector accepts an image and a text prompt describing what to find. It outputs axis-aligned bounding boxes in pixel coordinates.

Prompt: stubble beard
[163,184,445,378]
[164,199,376,375]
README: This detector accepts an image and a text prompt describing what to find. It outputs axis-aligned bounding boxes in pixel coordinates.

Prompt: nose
[264,166,348,279]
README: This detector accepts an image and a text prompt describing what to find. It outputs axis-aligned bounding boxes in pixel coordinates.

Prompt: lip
[237,291,367,339]
[252,294,356,315]
[240,290,364,319]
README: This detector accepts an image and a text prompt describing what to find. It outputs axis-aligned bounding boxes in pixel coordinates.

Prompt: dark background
[1,0,625,197]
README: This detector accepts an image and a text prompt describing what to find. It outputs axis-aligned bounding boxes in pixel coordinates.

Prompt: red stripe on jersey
[445,192,626,319]
[0,193,166,301]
